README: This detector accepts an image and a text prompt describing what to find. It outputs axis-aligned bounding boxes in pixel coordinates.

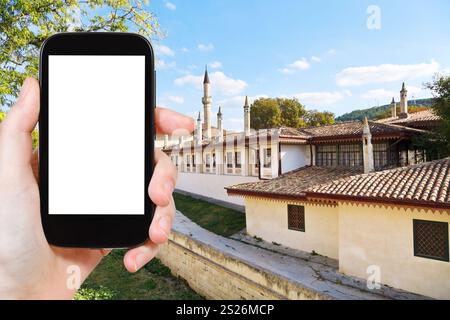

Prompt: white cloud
[217,95,269,110]
[154,44,175,57]
[167,96,184,104]
[327,49,337,56]
[279,58,310,74]
[362,89,396,100]
[336,60,440,87]
[165,2,176,10]
[197,43,214,52]
[174,71,248,96]
[181,47,189,53]
[209,61,222,69]
[311,56,321,63]
[292,91,347,107]
[155,59,176,70]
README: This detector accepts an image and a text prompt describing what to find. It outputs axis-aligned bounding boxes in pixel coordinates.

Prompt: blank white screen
[48,55,145,215]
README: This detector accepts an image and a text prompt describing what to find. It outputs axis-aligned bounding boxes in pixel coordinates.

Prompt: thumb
[0,77,40,171]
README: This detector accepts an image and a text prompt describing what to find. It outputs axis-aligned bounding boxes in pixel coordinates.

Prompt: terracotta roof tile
[377,109,440,125]
[226,166,362,199]
[307,158,450,208]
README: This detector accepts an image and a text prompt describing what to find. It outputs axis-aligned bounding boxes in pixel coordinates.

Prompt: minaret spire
[400,82,408,119]
[362,117,374,174]
[202,65,212,139]
[244,95,251,136]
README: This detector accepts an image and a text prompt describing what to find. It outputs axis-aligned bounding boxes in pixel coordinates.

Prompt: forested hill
[336,98,435,122]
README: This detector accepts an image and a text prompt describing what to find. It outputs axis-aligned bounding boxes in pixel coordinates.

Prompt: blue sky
[150,0,450,130]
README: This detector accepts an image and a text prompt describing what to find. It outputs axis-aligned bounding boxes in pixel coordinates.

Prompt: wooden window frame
[287,205,305,232]
[413,219,449,262]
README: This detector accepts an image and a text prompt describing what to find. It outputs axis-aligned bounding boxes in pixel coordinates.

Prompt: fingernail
[135,254,147,271]
[158,216,172,237]
[17,78,32,104]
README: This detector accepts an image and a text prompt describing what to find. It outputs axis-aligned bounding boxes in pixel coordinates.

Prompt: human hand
[0,77,194,299]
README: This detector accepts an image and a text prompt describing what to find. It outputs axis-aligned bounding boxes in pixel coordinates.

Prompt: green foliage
[79,250,202,300]
[425,75,450,156]
[336,98,435,122]
[304,109,335,127]
[0,0,160,106]
[250,97,334,130]
[173,192,246,237]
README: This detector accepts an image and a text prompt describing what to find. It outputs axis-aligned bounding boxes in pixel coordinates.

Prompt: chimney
[217,106,223,140]
[196,112,203,145]
[399,82,408,119]
[391,97,396,118]
[362,117,374,174]
[244,96,251,136]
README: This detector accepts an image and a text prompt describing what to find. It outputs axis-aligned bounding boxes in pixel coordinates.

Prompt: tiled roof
[226,166,362,199]
[299,121,425,141]
[377,109,440,126]
[307,158,450,209]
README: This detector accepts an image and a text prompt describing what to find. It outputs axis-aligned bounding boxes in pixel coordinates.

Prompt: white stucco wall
[280,144,311,174]
[176,173,259,206]
[339,204,450,299]
[244,197,339,259]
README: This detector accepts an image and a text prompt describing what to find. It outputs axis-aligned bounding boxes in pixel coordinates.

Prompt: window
[212,153,216,168]
[413,220,449,262]
[235,151,242,168]
[373,143,389,168]
[264,148,272,168]
[287,205,305,232]
[226,152,233,168]
[205,154,211,168]
[316,145,337,166]
[192,155,196,168]
[255,150,260,168]
[339,145,362,167]
[186,155,190,168]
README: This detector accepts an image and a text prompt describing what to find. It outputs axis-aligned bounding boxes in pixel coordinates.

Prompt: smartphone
[39,33,155,248]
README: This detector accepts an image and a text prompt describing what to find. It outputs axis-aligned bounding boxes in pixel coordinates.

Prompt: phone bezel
[39,32,155,248]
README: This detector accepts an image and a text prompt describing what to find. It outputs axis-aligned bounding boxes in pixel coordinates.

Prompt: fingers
[0,77,40,173]
[123,241,159,273]
[148,149,177,207]
[149,195,176,244]
[155,107,195,135]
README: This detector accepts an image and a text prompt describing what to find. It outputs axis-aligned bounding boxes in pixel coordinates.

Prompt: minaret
[244,96,251,136]
[217,106,223,140]
[202,66,212,139]
[196,112,202,145]
[390,97,396,118]
[362,117,374,174]
[400,82,408,119]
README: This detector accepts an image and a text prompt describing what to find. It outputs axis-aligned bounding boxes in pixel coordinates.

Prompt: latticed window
[235,151,242,168]
[226,152,233,168]
[339,145,362,167]
[288,205,305,232]
[373,143,388,168]
[316,145,337,166]
[264,148,272,168]
[205,154,211,168]
[413,220,449,262]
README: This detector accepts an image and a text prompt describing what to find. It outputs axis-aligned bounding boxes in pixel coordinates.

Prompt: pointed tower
[202,66,212,139]
[400,82,408,119]
[362,117,374,174]
[244,96,251,136]
[391,97,397,118]
[217,106,223,140]
[196,112,203,145]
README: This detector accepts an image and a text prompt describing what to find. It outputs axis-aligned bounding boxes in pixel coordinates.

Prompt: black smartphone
[39,32,155,248]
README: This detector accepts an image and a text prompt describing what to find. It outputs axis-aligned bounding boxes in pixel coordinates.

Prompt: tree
[0,0,160,106]
[424,74,450,156]
[304,110,335,127]
[277,98,306,127]
[250,98,281,130]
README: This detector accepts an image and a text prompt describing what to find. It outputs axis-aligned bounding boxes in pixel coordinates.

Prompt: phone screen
[48,55,145,215]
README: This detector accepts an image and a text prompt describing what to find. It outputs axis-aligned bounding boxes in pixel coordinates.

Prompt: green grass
[76,250,202,300]
[173,192,246,237]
